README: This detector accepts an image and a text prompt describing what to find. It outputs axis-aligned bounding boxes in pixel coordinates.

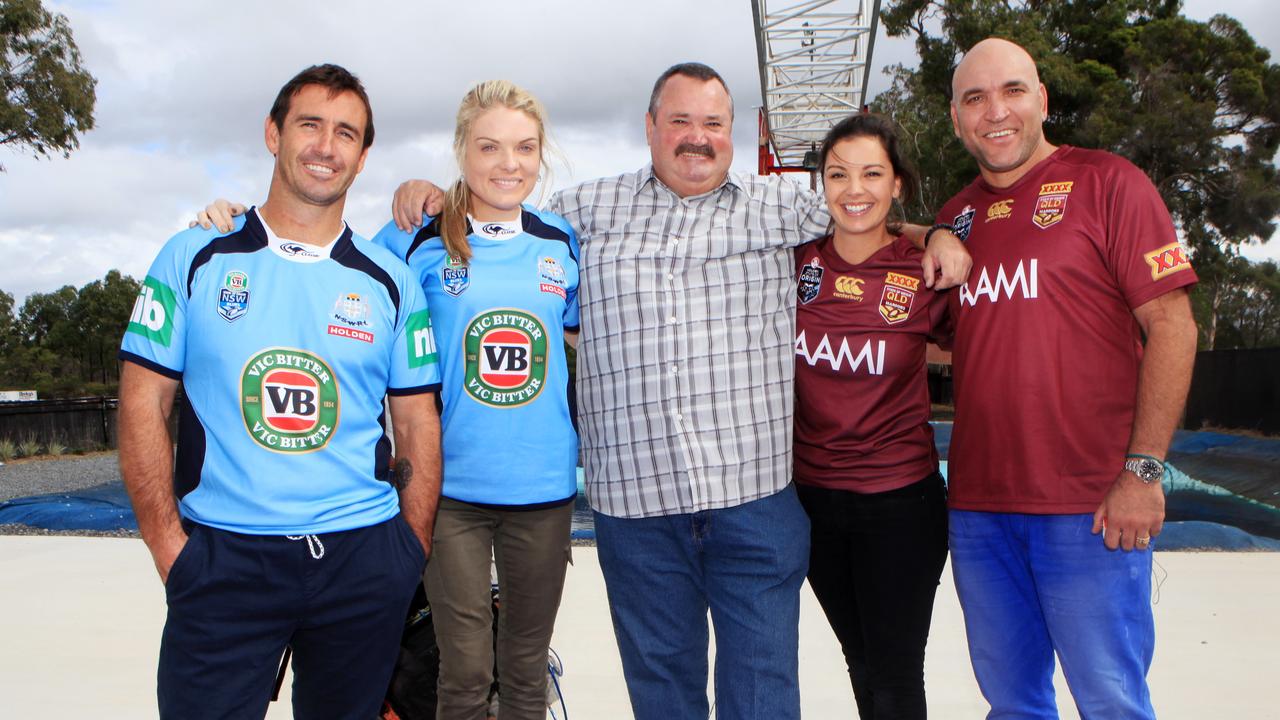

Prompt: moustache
[675,143,715,159]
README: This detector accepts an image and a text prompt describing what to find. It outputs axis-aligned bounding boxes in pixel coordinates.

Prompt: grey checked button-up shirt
[548,165,829,518]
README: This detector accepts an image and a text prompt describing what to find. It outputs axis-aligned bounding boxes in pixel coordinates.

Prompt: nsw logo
[328,292,373,343]
[218,270,250,323]
[442,257,470,297]
[241,348,339,453]
[538,256,568,299]
[463,309,548,408]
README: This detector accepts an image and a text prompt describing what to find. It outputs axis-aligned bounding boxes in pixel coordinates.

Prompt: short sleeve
[563,224,581,331]
[371,218,413,258]
[1102,159,1197,310]
[387,277,442,396]
[926,290,955,350]
[119,231,193,379]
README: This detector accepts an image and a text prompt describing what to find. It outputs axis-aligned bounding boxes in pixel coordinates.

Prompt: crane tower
[751,0,882,178]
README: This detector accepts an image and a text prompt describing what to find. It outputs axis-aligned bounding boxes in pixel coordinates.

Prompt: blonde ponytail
[440,179,473,264]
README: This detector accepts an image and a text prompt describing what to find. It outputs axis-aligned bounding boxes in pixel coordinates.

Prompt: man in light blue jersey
[118,64,443,720]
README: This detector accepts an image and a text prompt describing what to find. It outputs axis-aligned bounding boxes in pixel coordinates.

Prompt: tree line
[0,270,138,397]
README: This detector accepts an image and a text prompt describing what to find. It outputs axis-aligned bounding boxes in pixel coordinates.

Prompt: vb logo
[241,349,339,453]
[464,309,548,407]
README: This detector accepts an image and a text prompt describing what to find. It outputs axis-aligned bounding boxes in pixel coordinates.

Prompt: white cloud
[1,0,1275,303]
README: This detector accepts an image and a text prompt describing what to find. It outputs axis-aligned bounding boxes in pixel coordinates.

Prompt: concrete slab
[0,536,1274,718]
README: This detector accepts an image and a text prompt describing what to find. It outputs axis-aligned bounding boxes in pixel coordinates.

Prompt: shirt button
[667,273,674,280]
[669,364,679,374]
[667,316,677,324]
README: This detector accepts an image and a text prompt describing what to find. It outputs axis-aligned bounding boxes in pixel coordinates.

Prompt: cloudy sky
[1,0,1276,304]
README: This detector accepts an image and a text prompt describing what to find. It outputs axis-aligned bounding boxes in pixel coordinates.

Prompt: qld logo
[463,309,548,408]
[879,271,920,325]
[240,348,339,453]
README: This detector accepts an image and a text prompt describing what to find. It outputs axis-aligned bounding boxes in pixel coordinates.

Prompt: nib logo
[127,277,178,347]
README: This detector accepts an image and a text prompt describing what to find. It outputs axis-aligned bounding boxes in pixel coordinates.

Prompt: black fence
[1185,348,1280,435]
[0,397,120,451]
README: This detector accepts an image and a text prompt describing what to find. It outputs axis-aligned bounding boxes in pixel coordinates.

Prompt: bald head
[952,38,1041,102]
[949,37,1055,187]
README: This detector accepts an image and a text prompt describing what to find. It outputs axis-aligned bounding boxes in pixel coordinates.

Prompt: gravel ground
[0,451,121,503]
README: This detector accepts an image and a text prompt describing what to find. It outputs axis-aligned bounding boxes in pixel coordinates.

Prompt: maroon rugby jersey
[793,234,948,493]
[937,146,1197,513]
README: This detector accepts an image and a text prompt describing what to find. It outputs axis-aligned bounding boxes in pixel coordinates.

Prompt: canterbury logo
[986,199,1014,222]
[834,276,864,296]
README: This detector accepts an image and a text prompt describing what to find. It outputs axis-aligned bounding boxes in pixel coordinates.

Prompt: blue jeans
[949,511,1156,720]
[594,484,810,720]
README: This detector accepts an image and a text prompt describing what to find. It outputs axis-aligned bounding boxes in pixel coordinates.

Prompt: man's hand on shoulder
[922,230,971,290]
[392,180,446,232]
[188,199,247,233]
[1091,472,1165,551]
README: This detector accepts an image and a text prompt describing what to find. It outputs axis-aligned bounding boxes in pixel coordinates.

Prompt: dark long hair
[818,113,919,210]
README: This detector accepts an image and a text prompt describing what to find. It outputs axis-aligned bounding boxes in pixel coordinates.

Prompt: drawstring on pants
[286,534,325,559]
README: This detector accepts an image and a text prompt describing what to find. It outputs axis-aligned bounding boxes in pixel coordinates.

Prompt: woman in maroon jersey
[793,113,949,719]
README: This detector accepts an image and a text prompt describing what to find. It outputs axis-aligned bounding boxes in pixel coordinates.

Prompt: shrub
[0,439,15,461]
[17,436,42,458]
[47,435,68,457]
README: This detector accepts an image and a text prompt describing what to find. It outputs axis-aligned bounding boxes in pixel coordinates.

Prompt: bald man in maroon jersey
[935,38,1198,718]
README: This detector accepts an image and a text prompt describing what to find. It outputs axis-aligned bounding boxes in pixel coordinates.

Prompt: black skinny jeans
[797,472,949,720]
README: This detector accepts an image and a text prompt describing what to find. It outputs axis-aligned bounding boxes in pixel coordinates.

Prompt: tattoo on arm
[394,457,414,490]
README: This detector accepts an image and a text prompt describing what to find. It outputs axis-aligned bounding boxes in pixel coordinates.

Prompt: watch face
[1139,459,1162,481]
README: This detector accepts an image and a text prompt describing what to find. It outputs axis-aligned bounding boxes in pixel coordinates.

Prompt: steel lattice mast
[751,0,882,177]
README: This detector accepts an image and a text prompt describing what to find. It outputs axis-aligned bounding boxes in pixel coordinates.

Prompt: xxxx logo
[879,271,920,325]
[241,348,339,453]
[1143,242,1192,281]
[464,309,548,408]
[1033,181,1074,229]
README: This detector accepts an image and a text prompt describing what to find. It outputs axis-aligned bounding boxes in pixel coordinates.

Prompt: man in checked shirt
[207,61,970,720]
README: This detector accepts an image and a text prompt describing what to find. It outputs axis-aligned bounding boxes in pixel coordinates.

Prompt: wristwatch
[1123,454,1165,484]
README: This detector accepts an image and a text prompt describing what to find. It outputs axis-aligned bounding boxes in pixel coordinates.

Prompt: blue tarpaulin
[3,427,1277,549]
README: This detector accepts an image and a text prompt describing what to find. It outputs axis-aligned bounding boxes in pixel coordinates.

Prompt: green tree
[1203,258,1280,349]
[874,0,1280,346]
[0,289,15,355]
[70,270,138,386]
[0,0,97,171]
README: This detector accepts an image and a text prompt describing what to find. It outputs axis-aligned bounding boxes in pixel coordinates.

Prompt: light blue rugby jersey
[373,206,579,507]
[120,208,442,534]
